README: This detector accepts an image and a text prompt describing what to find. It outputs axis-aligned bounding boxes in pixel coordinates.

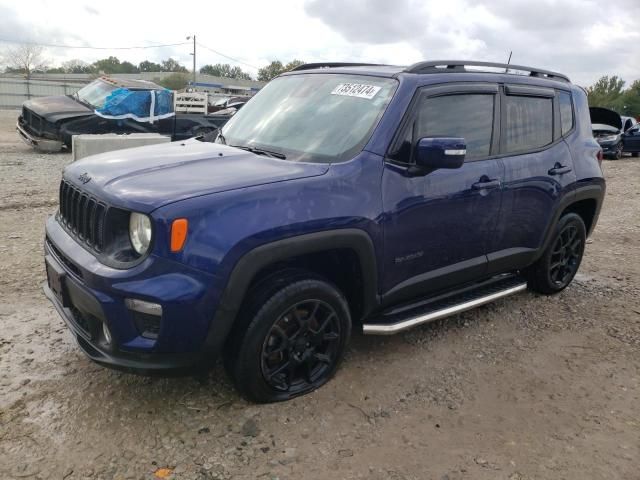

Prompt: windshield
[75,79,118,108]
[219,73,397,163]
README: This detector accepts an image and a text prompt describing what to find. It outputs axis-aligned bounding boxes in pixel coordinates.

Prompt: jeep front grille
[58,180,107,251]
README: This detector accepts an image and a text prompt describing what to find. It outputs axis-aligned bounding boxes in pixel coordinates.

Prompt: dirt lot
[0,108,639,480]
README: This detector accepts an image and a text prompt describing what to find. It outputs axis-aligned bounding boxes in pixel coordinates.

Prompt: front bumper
[43,216,221,373]
[598,142,619,155]
[16,120,63,152]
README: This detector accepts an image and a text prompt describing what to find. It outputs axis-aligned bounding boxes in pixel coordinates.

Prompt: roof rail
[404,60,570,83]
[291,62,388,72]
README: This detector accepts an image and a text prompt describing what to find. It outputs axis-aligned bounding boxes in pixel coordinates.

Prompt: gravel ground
[1,109,639,480]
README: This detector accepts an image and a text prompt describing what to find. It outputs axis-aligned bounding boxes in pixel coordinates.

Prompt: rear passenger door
[488,86,577,274]
[382,83,504,304]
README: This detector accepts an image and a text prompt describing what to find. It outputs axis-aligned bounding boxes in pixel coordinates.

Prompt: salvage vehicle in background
[43,61,604,402]
[623,123,640,157]
[590,107,640,159]
[17,77,236,152]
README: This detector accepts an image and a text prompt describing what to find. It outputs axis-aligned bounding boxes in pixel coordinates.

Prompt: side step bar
[363,280,527,335]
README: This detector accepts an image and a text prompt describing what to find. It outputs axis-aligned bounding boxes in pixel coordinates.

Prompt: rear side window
[504,96,553,153]
[559,91,574,135]
[416,94,495,160]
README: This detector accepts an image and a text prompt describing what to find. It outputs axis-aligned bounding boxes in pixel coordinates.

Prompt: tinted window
[559,91,574,135]
[416,94,495,160]
[504,96,553,153]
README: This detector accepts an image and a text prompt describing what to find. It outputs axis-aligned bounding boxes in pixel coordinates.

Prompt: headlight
[599,135,618,143]
[129,212,152,255]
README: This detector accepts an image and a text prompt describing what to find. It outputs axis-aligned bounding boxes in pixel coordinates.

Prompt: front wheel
[225,274,351,403]
[525,213,586,295]
[614,142,623,160]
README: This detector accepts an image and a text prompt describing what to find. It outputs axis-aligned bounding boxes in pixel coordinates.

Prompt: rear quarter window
[504,95,553,154]
[559,91,574,136]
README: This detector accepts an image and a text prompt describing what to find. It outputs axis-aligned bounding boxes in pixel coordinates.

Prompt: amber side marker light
[170,218,188,252]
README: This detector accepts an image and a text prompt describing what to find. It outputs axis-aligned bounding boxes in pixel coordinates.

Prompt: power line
[196,42,259,70]
[0,38,190,50]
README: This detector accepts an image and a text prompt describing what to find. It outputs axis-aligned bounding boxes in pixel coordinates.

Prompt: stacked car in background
[590,107,640,159]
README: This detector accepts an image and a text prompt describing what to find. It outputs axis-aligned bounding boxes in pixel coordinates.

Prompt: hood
[63,139,329,212]
[23,95,92,123]
[589,107,622,131]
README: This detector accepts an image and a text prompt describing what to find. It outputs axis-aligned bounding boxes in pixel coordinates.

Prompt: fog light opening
[125,298,162,340]
[102,322,112,345]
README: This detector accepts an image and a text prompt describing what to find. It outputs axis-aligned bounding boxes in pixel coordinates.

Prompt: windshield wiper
[230,144,286,160]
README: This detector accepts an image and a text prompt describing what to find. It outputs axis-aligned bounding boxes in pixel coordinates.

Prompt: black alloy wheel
[525,213,586,295]
[548,223,583,288]
[260,300,341,393]
[225,272,351,403]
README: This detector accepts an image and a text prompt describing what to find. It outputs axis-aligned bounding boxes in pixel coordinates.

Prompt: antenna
[505,51,512,72]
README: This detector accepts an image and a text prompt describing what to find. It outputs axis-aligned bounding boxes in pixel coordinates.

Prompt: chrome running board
[363,281,527,335]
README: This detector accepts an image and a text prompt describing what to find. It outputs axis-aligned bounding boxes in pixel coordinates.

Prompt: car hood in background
[589,107,622,131]
[23,95,93,123]
[63,139,330,212]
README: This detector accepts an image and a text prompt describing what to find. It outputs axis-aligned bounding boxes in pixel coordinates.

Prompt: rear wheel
[525,213,586,295]
[632,152,639,158]
[225,272,351,403]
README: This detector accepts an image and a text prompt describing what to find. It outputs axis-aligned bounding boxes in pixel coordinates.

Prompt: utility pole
[192,35,196,86]
[187,35,196,87]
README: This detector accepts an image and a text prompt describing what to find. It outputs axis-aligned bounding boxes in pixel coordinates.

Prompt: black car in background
[590,107,640,159]
[17,77,234,152]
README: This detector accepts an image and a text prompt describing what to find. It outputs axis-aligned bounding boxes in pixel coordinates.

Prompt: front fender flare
[203,228,379,355]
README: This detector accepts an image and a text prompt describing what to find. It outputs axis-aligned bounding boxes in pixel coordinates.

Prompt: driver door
[381,84,504,305]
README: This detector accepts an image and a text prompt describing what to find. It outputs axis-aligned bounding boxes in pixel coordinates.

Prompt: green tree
[257,60,284,82]
[284,59,304,71]
[154,72,189,90]
[586,76,626,111]
[257,59,304,81]
[92,56,122,74]
[199,63,251,80]
[619,80,640,117]
[119,61,139,73]
[138,60,163,72]
[160,58,188,73]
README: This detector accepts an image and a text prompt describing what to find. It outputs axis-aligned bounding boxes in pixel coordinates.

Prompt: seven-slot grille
[58,180,107,251]
[22,107,44,135]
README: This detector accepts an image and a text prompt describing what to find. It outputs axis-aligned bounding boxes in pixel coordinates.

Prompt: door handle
[472,179,501,190]
[548,164,572,175]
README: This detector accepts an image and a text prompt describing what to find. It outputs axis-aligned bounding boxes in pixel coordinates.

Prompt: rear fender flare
[535,183,604,262]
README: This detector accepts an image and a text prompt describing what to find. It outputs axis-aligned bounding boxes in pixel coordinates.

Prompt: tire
[614,142,623,160]
[632,152,639,158]
[224,271,351,403]
[525,213,586,295]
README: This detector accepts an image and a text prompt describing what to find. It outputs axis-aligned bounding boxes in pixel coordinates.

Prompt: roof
[98,76,164,90]
[287,60,571,83]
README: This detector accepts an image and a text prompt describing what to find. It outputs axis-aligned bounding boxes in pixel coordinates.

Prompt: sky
[1,0,638,87]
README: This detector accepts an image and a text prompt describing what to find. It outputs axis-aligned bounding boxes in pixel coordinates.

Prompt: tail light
[596,149,603,166]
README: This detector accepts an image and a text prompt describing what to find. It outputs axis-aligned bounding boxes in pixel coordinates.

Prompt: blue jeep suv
[44,61,605,402]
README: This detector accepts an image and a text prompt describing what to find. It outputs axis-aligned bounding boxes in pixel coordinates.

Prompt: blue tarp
[95,88,174,123]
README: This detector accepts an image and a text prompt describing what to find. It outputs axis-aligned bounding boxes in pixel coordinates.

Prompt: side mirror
[414,137,466,171]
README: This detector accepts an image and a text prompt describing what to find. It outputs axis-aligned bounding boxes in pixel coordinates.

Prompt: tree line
[586,76,640,118]
[1,44,304,83]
